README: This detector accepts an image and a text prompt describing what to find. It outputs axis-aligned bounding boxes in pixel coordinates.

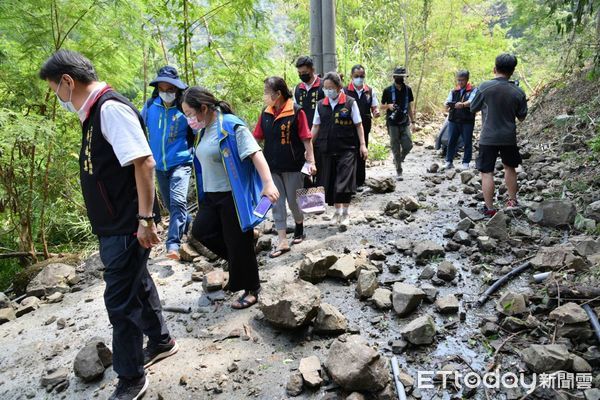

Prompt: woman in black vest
[253,77,316,257]
[311,72,368,226]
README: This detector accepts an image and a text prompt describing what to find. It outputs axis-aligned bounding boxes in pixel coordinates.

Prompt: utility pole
[309,0,337,75]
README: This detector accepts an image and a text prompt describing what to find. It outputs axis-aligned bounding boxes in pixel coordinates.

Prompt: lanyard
[391,85,409,114]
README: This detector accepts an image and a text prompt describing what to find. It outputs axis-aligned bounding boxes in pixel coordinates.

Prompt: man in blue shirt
[444,70,477,170]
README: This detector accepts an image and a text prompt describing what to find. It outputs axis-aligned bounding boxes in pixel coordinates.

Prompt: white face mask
[186,115,205,130]
[55,79,77,113]
[323,88,339,100]
[159,91,177,104]
[353,77,364,87]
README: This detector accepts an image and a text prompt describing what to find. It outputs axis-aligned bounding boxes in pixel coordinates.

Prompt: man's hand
[455,102,465,109]
[360,144,368,160]
[137,222,160,249]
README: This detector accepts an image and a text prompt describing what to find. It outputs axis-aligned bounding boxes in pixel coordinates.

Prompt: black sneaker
[108,375,148,400]
[143,338,179,368]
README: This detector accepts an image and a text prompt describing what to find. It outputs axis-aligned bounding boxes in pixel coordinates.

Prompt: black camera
[388,104,408,124]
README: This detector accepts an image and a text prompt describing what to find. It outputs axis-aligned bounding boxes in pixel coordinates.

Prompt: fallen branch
[162,306,192,314]
[0,251,58,260]
[476,258,534,306]
[547,285,600,300]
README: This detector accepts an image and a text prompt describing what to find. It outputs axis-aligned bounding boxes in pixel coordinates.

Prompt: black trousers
[99,234,171,379]
[356,118,371,187]
[320,151,357,205]
[191,192,260,292]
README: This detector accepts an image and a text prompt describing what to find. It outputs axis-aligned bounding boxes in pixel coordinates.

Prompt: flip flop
[292,234,306,245]
[269,247,291,258]
[231,290,259,310]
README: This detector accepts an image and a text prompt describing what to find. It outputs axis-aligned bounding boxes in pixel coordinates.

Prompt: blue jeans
[156,164,192,252]
[99,234,170,378]
[446,121,474,164]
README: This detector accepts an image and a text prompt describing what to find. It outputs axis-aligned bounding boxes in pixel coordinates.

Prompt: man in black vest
[381,66,416,181]
[40,50,176,400]
[444,70,477,170]
[344,64,381,188]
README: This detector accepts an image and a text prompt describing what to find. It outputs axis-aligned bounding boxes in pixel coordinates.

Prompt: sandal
[269,247,291,258]
[292,223,305,245]
[292,234,306,245]
[231,290,259,309]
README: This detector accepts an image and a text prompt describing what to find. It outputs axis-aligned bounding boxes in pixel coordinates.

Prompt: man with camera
[444,70,477,170]
[470,54,528,217]
[381,66,415,181]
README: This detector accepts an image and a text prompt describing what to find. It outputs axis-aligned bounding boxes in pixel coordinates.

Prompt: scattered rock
[420,283,438,303]
[255,236,272,253]
[521,344,571,373]
[400,315,437,345]
[365,177,396,194]
[477,236,497,252]
[436,261,457,281]
[435,294,459,314]
[496,291,528,316]
[299,355,323,388]
[585,200,600,222]
[392,283,425,316]
[179,243,201,262]
[370,288,392,310]
[314,303,348,335]
[531,199,577,227]
[394,239,413,253]
[0,292,11,309]
[26,263,78,298]
[259,279,321,329]
[549,302,589,324]
[325,335,390,392]
[459,207,484,222]
[286,371,304,397]
[202,269,225,292]
[486,210,509,240]
[355,270,378,299]
[414,241,445,265]
[427,163,439,173]
[530,246,574,270]
[327,255,357,280]
[41,367,69,390]
[15,296,40,317]
[46,292,64,303]
[298,250,339,283]
[460,170,475,184]
[400,196,421,212]
[0,307,16,324]
[73,339,113,382]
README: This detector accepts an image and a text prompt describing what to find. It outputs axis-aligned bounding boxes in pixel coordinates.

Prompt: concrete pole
[309,0,323,75]
[321,0,337,74]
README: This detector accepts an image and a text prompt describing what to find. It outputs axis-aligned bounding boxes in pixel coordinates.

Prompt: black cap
[393,66,408,77]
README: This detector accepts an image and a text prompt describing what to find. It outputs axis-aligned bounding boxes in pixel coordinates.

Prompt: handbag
[296,177,326,214]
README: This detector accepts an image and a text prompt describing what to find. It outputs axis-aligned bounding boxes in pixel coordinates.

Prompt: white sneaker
[462,163,470,170]
[329,214,341,225]
[339,215,350,226]
[445,162,454,170]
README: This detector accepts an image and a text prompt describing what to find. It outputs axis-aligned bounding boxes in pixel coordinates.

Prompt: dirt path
[0,134,543,400]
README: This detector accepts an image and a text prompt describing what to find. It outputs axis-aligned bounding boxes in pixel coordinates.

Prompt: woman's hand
[360,144,368,160]
[262,180,280,203]
[309,163,317,176]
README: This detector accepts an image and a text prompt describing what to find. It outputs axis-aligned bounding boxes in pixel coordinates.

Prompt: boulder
[394,239,413,253]
[365,177,396,194]
[325,335,390,392]
[370,288,392,310]
[179,243,201,262]
[460,170,475,184]
[585,200,600,222]
[392,283,425,316]
[15,296,40,317]
[298,250,339,283]
[427,163,440,173]
[0,307,16,324]
[456,218,475,232]
[459,207,484,222]
[0,292,11,309]
[496,291,528,316]
[255,236,272,253]
[314,303,348,334]
[521,344,571,373]
[436,261,457,281]
[570,237,600,256]
[531,199,577,227]
[549,302,589,325]
[73,339,113,382]
[420,283,438,303]
[435,294,459,314]
[26,263,78,297]
[202,269,225,292]
[258,279,321,329]
[41,367,69,390]
[400,196,421,212]
[414,241,445,265]
[486,211,509,241]
[327,255,357,280]
[400,315,436,345]
[355,270,378,299]
[530,246,572,270]
[477,236,497,252]
[299,355,323,388]
[286,371,303,397]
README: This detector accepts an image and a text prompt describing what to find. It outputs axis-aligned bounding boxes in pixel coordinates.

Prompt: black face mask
[299,73,312,83]
[394,77,404,85]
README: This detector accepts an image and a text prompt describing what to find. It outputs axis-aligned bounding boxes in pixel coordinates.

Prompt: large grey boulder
[392,283,425,316]
[258,279,321,329]
[496,291,528,316]
[549,302,589,325]
[26,263,79,297]
[314,303,347,334]
[327,255,357,280]
[486,211,509,241]
[400,315,437,345]
[325,335,390,392]
[414,241,445,265]
[521,344,571,373]
[365,177,396,194]
[530,199,577,227]
[355,270,378,299]
[298,250,339,283]
[73,339,113,382]
[585,200,600,222]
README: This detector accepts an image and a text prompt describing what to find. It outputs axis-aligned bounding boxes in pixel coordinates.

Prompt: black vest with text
[448,86,476,123]
[80,89,160,236]
[260,102,305,173]
[315,93,358,154]
[294,78,325,129]
[344,84,374,121]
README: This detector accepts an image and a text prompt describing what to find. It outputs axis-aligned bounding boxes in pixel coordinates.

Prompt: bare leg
[481,172,495,209]
[504,165,518,200]
[276,229,289,251]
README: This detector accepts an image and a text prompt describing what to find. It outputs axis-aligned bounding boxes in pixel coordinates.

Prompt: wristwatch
[137,213,155,228]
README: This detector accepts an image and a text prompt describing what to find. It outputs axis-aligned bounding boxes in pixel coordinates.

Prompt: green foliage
[590,133,600,153]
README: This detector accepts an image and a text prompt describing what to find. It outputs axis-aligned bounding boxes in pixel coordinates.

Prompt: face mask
[323,88,339,100]
[263,93,279,107]
[353,77,364,87]
[186,115,205,130]
[55,79,77,113]
[394,77,405,85]
[159,91,176,104]
[299,73,312,83]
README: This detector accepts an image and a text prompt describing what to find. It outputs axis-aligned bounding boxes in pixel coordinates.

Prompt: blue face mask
[323,88,339,100]
[55,78,77,113]
[353,77,364,87]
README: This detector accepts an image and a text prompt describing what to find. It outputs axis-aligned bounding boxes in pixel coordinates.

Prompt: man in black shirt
[470,53,528,217]
[381,66,416,181]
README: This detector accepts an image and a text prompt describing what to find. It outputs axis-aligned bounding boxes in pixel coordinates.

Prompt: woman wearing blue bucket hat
[142,66,194,260]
